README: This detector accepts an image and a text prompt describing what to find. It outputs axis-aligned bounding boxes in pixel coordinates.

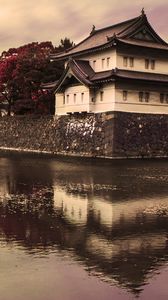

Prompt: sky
[0,0,167,53]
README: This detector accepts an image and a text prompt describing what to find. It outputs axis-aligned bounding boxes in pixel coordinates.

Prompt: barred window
[93,60,96,69]
[145,59,149,69]
[166,94,168,103]
[123,91,128,101]
[139,92,143,102]
[107,57,110,67]
[145,59,155,70]
[123,57,128,67]
[129,57,134,67]
[144,92,150,102]
[151,60,155,70]
[102,58,105,69]
[100,91,104,101]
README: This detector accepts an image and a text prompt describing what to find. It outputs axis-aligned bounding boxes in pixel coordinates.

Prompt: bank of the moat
[0,112,168,158]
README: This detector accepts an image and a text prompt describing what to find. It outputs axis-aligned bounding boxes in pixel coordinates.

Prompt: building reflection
[53,184,168,294]
[0,158,14,196]
[0,156,168,295]
[54,188,88,225]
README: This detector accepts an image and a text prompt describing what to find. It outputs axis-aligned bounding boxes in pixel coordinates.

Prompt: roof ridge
[118,15,167,45]
[117,14,143,37]
[117,37,168,49]
[71,59,90,78]
[93,15,141,35]
[51,14,141,58]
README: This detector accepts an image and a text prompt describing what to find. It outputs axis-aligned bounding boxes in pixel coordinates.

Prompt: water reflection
[0,155,168,297]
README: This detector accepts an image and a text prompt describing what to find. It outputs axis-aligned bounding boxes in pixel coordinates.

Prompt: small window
[102,58,105,69]
[93,60,96,69]
[151,60,155,70]
[74,94,76,103]
[66,94,69,104]
[145,59,149,69]
[81,93,84,102]
[123,91,128,101]
[166,94,168,103]
[100,91,104,101]
[160,93,164,103]
[123,57,128,67]
[139,92,143,102]
[129,57,134,67]
[63,95,65,105]
[107,57,110,67]
[145,92,150,102]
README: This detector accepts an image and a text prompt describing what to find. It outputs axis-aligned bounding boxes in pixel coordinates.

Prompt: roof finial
[141,7,145,15]
[90,25,96,35]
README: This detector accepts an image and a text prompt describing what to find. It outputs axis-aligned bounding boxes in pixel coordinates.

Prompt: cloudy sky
[0,0,167,53]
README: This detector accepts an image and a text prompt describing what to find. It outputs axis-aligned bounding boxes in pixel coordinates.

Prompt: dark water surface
[0,154,168,300]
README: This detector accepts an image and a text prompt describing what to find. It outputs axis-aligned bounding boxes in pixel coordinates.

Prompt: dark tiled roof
[51,13,168,60]
[71,59,95,78]
[114,69,168,83]
[90,69,168,84]
[91,70,113,81]
[51,16,141,59]
[41,81,59,89]
[69,59,93,85]
[118,38,168,50]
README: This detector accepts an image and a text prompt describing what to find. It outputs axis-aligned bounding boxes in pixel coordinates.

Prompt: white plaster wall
[90,83,115,113]
[56,83,116,115]
[55,93,64,115]
[56,85,90,115]
[56,85,168,115]
[115,89,168,114]
[81,49,117,72]
[117,53,168,74]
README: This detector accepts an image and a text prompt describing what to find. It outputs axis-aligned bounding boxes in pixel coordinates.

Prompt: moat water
[0,154,168,300]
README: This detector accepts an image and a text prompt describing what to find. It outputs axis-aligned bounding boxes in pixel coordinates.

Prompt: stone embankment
[113,112,168,158]
[0,112,167,158]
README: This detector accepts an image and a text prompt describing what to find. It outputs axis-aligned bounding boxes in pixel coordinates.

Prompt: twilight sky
[0,0,167,53]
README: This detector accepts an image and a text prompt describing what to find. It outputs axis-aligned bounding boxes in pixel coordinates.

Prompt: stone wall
[113,112,168,158]
[0,112,167,158]
[0,114,114,157]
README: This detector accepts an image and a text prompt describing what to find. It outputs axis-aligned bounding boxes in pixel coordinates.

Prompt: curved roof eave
[54,60,93,93]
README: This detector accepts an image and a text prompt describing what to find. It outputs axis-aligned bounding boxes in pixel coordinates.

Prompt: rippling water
[0,154,168,300]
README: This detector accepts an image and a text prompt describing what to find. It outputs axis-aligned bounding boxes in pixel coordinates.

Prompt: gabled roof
[51,11,168,60]
[55,59,94,92]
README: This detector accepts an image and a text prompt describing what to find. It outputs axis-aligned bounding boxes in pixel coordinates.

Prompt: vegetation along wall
[0,112,168,158]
